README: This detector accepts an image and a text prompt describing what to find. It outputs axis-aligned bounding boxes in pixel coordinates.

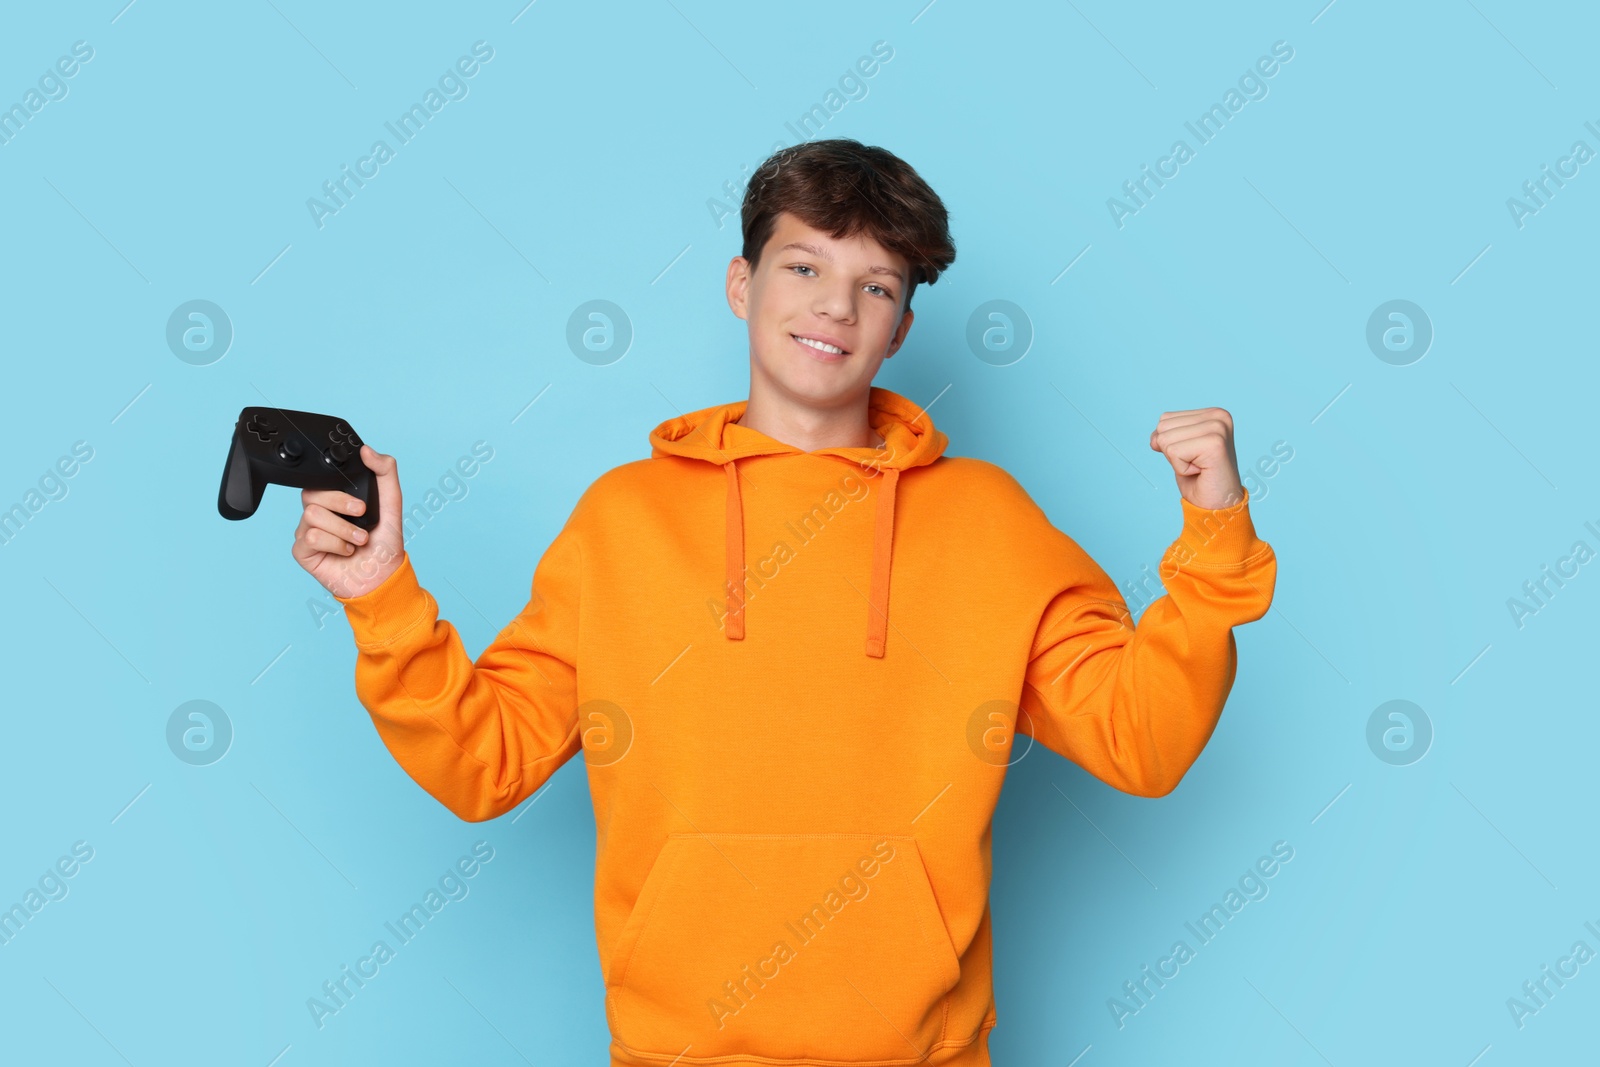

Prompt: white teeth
[794,335,844,355]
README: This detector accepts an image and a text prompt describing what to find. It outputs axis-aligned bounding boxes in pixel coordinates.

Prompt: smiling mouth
[792,334,848,357]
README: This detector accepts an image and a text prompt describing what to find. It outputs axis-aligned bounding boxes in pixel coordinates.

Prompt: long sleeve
[1016,489,1277,797]
[333,508,584,822]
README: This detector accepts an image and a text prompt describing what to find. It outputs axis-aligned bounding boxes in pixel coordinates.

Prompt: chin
[761,352,867,405]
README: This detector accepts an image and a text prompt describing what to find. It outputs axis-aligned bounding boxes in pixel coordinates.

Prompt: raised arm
[1015,406,1276,796]
[1017,492,1275,796]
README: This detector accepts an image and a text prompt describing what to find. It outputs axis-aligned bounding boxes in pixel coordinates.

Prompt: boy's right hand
[293,444,405,599]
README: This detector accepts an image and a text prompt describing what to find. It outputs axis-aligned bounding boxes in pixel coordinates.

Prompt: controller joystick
[218,406,379,530]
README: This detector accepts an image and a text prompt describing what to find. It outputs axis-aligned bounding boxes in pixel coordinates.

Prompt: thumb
[1162,439,1206,477]
[361,444,403,528]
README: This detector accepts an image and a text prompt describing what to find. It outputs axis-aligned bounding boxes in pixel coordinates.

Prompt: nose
[811,277,856,323]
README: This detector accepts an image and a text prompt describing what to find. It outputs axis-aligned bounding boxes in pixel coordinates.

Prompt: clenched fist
[1149,407,1245,510]
[293,443,406,599]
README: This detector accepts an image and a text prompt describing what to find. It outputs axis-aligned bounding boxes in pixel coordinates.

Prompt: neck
[740,372,884,452]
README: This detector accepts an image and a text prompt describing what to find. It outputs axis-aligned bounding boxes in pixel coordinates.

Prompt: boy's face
[726,211,914,409]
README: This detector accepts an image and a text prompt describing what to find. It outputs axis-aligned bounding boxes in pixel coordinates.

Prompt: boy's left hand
[1149,407,1245,510]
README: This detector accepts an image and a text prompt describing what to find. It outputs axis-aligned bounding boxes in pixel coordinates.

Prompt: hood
[648,386,948,658]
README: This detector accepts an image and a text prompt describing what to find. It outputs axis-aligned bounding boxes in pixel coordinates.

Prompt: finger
[303,502,370,546]
[1152,409,1231,450]
[1156,406,1232,426]
[1156,427,1231,453]
[1156,431,1229,474]
[291,527,318,564]
[1151,420,1231,453]
[1154,412,1231,435]
[292,527,351,565]
[1160,449,1204,476]
[1154,421,1232,449]
[302,486,368,519]
[1162,453,1204,477]
[299,526,358,557]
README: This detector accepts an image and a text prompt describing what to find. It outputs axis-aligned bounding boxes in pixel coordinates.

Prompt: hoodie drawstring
[863,466,899,659]
[721,458,899,658]
[723,460,746,641]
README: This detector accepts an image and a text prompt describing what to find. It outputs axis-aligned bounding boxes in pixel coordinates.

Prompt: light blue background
[2,1,1596,1063]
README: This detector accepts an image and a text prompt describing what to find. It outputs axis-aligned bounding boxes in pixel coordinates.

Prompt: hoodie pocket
[605,833,962,1063]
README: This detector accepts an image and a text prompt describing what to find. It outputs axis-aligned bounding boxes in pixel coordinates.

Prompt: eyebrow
[778,241,904,280]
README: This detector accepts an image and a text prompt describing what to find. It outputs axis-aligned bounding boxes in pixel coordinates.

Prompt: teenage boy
[293,138,1276,1066]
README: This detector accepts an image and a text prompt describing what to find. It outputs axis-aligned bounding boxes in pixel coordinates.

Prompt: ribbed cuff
[1167,488,1269,568]
[332,551,435,647]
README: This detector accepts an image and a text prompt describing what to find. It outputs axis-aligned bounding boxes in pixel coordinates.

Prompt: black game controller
[218,407,380,530]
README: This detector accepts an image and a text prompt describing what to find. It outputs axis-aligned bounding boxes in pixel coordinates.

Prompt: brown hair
[740,139,956,312]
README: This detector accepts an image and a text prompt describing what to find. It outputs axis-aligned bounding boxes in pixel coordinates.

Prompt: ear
[725,256,751,321]
[883,307,915,360]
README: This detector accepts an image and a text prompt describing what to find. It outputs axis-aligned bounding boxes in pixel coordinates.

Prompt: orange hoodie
[334,386,1277,1065]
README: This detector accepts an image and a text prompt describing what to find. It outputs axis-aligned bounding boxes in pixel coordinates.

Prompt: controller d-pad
[245,415,279,442]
